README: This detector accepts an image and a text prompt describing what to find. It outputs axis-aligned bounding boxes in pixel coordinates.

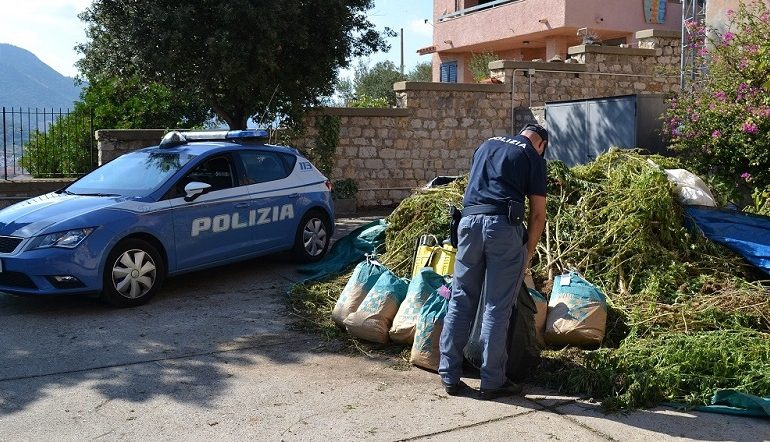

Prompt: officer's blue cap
[520,123,549,143]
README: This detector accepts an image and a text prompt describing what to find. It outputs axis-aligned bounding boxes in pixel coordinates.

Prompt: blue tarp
[684,206,770,276]
[695,390,770,418]
[297,219,387,283]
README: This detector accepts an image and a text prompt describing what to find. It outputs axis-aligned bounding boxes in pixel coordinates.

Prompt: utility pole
[400,27,405,75]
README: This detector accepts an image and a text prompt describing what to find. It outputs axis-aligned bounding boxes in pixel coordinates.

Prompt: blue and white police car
[0,130,334,307]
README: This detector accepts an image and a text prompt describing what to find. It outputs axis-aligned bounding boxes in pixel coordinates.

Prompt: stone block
[380,148,396,159]
[364,158,383,169]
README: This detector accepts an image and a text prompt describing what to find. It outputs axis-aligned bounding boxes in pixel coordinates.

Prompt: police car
[0,130,334,307]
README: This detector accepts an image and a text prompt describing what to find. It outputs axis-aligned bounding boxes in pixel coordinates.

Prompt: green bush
[468,51,500,82]
[349,94,390,108]
[332,178,358,199]
[21,112,96,177]
[664,1,770,198]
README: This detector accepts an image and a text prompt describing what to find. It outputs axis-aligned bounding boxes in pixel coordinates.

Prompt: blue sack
[331,257,385,327]
[545,271,607,347]
[343,269,409,344]
[390,267,449,344]
[410,288,450,371]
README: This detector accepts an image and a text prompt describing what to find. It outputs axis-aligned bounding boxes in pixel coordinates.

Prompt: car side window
[178,155,235,194]
[240,151,290,184]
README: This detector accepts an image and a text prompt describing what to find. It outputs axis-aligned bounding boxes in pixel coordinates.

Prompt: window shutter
[440,61,458,83]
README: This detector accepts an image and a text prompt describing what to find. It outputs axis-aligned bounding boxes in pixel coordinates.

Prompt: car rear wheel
[101,238,166,307]
[292,210,331,263]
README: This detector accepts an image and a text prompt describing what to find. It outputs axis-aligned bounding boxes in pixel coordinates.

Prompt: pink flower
[742,121,758,134]
[739,58,749,70]
[727,9,735,17]
[741,172,752,181]
[762,12,770,22]
[712,130,721,138]
[722,32,735,44]
[714,91,727,101]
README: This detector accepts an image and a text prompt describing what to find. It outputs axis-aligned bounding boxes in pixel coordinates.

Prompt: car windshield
[66,151,195,197]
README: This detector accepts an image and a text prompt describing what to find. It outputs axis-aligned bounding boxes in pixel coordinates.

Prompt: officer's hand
[524,268,535,289]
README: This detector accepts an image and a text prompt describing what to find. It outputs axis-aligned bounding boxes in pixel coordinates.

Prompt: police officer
[439,123,548,400]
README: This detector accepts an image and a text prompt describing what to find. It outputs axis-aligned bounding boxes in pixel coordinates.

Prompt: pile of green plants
[289,150,770,409]
[378,177,466,276]
[531,150,770,409]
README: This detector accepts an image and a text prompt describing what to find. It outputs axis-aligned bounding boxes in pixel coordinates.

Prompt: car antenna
[257,85,279,134]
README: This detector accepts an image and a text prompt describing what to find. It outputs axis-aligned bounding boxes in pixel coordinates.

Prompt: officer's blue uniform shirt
[462,134,547,207]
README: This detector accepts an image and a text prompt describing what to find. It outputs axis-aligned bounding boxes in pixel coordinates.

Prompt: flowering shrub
[664,1,770,205]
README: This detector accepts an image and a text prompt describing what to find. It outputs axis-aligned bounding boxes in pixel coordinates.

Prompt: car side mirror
[183,181,211,202]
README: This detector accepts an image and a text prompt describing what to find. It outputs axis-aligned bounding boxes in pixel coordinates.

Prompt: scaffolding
[680,0,707,91]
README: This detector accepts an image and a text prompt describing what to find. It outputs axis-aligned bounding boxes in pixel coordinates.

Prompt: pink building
[705,0,770,30]
[423,0,683,82]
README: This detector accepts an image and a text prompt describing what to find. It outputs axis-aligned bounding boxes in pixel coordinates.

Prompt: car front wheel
[101,238,166,307]
[292,210,331,263]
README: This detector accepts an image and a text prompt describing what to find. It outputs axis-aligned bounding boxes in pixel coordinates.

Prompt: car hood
[0,192,126,237]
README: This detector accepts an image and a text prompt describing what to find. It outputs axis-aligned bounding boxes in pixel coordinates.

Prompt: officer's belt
[461,204,508,217]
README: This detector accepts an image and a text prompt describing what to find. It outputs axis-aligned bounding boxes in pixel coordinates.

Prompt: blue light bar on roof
[227,129,269,139]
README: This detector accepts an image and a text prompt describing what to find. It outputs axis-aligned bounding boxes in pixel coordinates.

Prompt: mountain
[0,43,82,110]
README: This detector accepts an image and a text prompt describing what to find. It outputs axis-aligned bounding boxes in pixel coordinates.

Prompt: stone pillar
[95,129,168,165]
[545,36,570,62]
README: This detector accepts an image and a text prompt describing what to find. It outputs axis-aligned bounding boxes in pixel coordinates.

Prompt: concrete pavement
[0,212,767,441]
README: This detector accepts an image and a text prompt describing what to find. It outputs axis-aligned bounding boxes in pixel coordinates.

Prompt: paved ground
[0,212,768,441]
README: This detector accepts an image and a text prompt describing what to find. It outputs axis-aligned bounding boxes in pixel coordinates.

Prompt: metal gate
[545,95,637,166]
[1,107,96,179]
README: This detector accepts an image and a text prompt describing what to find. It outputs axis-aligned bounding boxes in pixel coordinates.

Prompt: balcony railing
[439,0,521,21]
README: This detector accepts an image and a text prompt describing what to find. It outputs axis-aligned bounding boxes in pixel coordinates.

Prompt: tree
[81,75,211,130]
[354,60,406,106]
[77,0,390,129]
[407,62,433,82]
[468,51,500,82]
[21,75,211,177]
[664,1,770,211]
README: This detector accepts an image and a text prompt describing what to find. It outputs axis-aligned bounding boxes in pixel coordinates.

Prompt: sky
[0,0,434,79]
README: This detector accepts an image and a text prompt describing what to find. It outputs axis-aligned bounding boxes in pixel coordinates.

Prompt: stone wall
[291,84,512,207]
[0,179,73,209]
[96,129,168,164]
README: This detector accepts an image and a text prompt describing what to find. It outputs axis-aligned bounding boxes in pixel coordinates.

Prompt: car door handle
[235,202,250,208]
[288,193,300,198]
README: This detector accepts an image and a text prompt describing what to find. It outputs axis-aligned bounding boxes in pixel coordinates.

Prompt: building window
[440,61,458,83]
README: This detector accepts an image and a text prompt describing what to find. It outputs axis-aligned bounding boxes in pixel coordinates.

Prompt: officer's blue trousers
[439,214,527,389]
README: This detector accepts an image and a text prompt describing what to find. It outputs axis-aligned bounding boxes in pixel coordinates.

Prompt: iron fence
[1,107,96,179]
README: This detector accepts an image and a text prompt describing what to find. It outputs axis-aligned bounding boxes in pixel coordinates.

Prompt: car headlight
[28,228,95,250]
